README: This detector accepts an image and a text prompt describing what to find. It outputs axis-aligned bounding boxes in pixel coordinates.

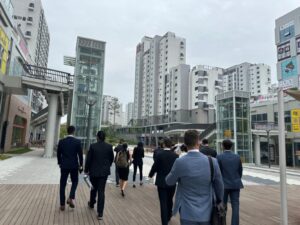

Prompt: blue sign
[281,57,298,80]
[280,22,295,43]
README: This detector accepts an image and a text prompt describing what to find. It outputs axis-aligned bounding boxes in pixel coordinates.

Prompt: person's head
[119,139,124,144]
[222,139,233,151]
[122,143,128,151]
[163,137,173,149]
[180,144,188,152]
[184,130,200,150]
[67,126,75,135]
[137,142,143,148]
[202,139,209,146]
[97,130,106,142]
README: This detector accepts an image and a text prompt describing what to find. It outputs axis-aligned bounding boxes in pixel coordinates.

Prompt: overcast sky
[43,0,299,107]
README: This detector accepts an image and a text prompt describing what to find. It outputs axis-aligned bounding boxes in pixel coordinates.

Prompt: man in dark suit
[57,126,83,211]
[217,139,243,225]
[149,138,178,225]
[153,139,164,162]
[85,131,114,221]
[200,138,217,157]
[113,139,124,187]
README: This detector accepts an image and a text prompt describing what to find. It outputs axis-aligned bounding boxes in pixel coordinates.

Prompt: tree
[60,124,67,139]
[108,98,120,130]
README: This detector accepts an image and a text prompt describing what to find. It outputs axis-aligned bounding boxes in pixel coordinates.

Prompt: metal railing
[23,64,73,86]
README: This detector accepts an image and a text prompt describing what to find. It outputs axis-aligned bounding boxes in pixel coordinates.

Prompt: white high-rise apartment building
[190,65,223,110]
[101,95,122,126]
[11,0,50,68]
[165,64,190,113]
[125,102,134,126]
[133,32,186,120]
[222,62,271,96]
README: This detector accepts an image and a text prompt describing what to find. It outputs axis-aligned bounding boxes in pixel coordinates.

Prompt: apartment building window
[25,31,31,36]
[29,3,34,8]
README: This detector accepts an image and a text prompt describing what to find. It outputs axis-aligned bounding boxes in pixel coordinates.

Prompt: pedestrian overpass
[4,64,73,157]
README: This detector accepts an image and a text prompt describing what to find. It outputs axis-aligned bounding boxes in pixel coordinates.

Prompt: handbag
[208,156,227,225]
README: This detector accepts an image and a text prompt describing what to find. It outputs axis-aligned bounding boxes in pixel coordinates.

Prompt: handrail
[23,64,73,86]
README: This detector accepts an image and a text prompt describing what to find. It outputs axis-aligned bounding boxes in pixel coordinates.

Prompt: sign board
[254,123,278,131]
[224,129,232,138]
[278,76,298,90]
[0,26,9,75]
[281,57,298,80]
[291,109,300,132]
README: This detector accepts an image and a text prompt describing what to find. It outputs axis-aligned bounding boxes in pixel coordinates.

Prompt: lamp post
[85,96,96,153]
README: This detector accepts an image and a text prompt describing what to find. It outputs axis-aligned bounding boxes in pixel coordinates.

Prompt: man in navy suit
[166,130,224,225]
[217,139,243,225]
[149,138,178,225]
[57,126,83,211]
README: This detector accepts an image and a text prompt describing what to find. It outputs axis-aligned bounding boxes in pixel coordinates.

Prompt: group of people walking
[57,126,243,225]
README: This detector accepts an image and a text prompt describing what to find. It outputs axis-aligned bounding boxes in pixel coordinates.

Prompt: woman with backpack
[132,142,145,188]
[116,143,131,197]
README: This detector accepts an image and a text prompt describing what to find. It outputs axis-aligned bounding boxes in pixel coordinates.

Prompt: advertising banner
[0,26,10,75]
[291,109,300,132]
[281,57,298,80]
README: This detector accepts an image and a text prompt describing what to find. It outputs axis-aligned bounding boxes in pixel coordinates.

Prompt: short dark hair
[222,139,233,150]
[202,139,209,145]
[163,137,173,148]
[67,126,75,135]
[97,130,106,141]
[158,139,164,148]
[184,130,199,148]
[137,142,143,148]
[119,139,124,144]
[122,143,128,151]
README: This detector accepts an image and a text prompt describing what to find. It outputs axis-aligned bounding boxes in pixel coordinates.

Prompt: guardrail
[23,64,73,86]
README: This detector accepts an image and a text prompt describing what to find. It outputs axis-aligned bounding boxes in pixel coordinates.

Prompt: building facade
[133,32,186,122]
[125,102,134,126]
[190,65,223,110]
[222,63,271,97]
[70,37,106,146]
[11,0,50,68]
[101,95,122,126]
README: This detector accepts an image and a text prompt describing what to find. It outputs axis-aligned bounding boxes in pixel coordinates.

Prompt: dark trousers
[115,164,119,185]
[224,189,240,225]
[133,163,143,182]
[90,176,108,216]
[157,186,176,225]
[180,220,210,225]
[60,168,78,206]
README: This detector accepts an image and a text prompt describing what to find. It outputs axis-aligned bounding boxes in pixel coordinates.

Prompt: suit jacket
[200,146,217,158]
[57,136,83,170]
[84,141,114,177]
[132,147,144,165]
[153,147,163,161]
[217,151,243,190]
[149,149,178,188]
[166,151,224,223]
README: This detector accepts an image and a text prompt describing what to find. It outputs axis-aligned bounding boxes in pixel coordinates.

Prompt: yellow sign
[291,109,300,132]
[224,129,232,138]
[0,26,10,75]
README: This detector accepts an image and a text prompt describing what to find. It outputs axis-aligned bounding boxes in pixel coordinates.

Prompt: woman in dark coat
[116,143,131,197]
[132,142,145,187]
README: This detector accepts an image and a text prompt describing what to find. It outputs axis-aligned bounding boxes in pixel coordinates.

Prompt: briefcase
[211,203,226,225]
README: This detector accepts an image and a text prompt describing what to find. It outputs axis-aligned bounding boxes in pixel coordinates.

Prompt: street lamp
[85,96,97,152]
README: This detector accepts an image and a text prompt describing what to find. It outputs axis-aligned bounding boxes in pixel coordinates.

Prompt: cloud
[42,0,300,105]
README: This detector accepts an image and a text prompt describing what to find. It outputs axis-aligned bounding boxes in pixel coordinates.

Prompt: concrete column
[44,94,58,158]
[54,116,61,145]
[255,135,261,166]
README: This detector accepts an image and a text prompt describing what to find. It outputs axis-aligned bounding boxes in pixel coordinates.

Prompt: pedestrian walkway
[0,184,299,225]
[0,149,299,225]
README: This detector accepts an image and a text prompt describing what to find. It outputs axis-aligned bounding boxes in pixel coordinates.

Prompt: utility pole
[278,89,288,225]
[85,97,96,153]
